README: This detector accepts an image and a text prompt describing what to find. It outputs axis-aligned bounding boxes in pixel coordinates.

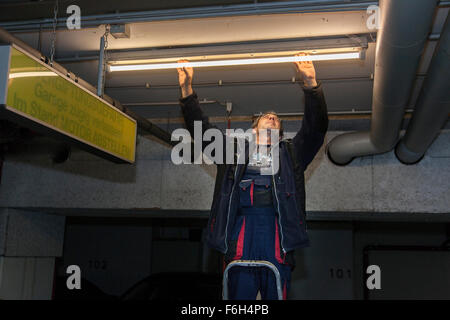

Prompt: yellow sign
[3,45,136,163]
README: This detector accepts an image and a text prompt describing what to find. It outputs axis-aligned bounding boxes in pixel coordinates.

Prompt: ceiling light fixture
[108,51,362,72]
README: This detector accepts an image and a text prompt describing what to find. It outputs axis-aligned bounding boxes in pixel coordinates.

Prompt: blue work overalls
[226,165,292,300]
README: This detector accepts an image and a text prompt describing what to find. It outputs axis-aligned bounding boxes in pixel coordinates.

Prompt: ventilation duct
[326,0,438,165]
[395,12,450,164]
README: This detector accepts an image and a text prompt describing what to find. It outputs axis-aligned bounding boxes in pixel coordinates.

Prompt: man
[177,53,328,299]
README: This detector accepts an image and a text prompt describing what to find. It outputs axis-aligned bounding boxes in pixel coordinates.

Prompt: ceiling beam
[0,0,379,32]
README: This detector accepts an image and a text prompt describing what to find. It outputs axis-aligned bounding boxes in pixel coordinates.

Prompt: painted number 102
[329,268,351,279]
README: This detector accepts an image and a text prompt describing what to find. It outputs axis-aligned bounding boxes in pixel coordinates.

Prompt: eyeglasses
[261,114,280,122]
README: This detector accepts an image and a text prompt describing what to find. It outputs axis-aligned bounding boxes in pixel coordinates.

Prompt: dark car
[53,276,118,300]
[120,272,222,300]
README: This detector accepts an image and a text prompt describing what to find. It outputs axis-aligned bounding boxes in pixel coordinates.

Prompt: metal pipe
[56,55,99,63]
[395,12,450,164]
[123,100,221,106]
[326,0,438,165]
[0,0,379,32]
[123,98,416,117]
[1,0,448,33]
[108,76,374,91]
[4,30,439,65]
[55,34,372,64]
[97,35,105,97]
[257,109,416,117]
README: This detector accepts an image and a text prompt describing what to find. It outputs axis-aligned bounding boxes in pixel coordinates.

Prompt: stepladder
[222,259,283,300]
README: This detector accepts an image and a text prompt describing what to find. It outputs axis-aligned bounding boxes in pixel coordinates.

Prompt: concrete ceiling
[12,11,374,54]
[1,2,449,130]
[0,0,263,22]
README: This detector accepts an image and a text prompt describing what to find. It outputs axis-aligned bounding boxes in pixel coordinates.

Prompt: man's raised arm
[177,61,226,163]
[292,53,329,170]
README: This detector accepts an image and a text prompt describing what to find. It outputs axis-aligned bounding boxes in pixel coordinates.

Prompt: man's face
[257,113,281,131]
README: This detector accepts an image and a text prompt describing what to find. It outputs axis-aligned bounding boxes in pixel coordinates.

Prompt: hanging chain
[100,24,110,96]
[49,0,59,66]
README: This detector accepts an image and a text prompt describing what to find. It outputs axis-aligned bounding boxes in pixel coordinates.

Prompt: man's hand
[293,53,318,89]
[177,60,194,98]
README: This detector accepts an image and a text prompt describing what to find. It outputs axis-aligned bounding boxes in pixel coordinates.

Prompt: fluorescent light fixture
[108,51,361,72]
[9,71,58,79]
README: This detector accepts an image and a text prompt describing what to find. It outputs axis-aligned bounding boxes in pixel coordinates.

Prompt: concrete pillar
[0,208,65,300]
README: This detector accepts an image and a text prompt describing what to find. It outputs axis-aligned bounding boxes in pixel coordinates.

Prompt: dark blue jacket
[179,83,328,254]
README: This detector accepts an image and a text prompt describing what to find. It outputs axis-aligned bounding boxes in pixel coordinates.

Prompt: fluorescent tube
[108,52,361,72]
[9,71,58,79]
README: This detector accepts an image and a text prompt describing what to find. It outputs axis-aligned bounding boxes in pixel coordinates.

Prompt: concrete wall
[0,208,65,257]
[54,220,448,299]
[0,127,446,300]
[60,224,152,296]
[0,256,55,300]
[352,221,448,300]
[0,129,448,215]
[0,208,65,299]
[290,222,354,299]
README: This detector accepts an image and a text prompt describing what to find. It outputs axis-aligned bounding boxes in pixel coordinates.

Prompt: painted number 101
[329,268,352,279]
